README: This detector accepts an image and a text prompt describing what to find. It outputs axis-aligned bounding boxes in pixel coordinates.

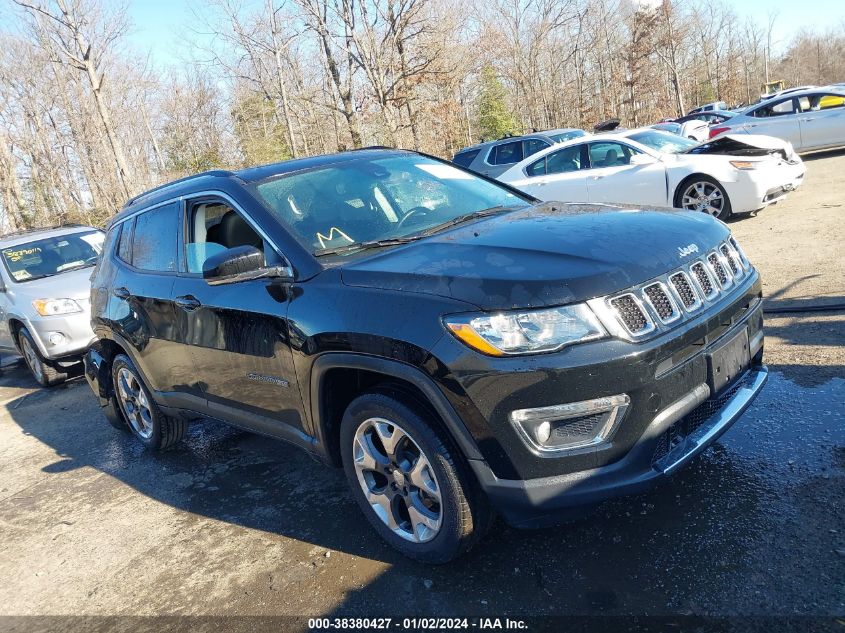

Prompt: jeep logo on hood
[678,243,699,258]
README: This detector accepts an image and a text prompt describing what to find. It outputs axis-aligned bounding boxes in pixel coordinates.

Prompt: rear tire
[340,391,492,563]
[18,329,67,387]
[111,354,186,450]
[674,175,733,220]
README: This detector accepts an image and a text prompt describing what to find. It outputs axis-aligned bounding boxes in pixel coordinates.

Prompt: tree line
[1,0,843,229]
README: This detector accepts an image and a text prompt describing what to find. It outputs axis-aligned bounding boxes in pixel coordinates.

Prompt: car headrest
[603,149,619,166]
[218,211,263,249]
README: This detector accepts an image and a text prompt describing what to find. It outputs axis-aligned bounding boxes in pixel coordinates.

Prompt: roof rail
[0,223,89,240]
[354,145,394,151]
[123,170,236,208]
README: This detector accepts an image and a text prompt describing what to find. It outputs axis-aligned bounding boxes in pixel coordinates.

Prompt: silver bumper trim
[659,366,769,475]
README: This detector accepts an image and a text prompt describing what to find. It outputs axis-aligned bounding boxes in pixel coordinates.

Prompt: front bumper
[473,365,767,527]
[429,270,766,525]
[26,309,96,360]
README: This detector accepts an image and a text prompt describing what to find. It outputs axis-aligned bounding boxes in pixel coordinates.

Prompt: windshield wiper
[314,204,523,257]
[315,236,424,256]
[414,204,524,238]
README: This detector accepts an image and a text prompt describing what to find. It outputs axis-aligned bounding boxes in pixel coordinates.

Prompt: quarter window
[131,204,178,272]
[490,141,523,165]
[452,149,481,168]
[117,219,134,264]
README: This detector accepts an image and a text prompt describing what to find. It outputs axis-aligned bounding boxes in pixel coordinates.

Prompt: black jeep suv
[85,149,767,563]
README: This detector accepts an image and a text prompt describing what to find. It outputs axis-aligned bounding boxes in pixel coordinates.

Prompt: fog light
[535,421,551,444]
[510,395,630,455]
[47,332,66,346]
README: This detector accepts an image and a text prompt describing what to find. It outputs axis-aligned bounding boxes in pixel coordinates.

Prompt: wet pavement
[0,360,842,618]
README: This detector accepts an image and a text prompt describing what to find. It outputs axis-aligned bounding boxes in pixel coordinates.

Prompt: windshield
[1,230,104,283]
[252,155,530,255]
[627,130,699,154]
[548,130,587,143]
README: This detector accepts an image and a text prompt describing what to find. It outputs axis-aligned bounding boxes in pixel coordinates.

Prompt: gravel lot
[1,151,843,625]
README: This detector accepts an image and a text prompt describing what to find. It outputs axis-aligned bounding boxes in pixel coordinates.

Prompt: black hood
[340,203,729,310]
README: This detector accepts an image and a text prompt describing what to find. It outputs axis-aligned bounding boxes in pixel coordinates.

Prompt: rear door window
[522,138,550,158]
[586,142,638,168]
[131,204,178,272]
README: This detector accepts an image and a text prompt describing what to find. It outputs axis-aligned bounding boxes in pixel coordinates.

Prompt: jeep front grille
[691,262,717,299]
[595,239,754,341]
[609,294,653,334]
[643,283,680,323]
[707,252,732,288]
[668,271,701,312]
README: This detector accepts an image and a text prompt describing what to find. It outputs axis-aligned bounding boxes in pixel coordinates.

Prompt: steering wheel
[397,206,433,230]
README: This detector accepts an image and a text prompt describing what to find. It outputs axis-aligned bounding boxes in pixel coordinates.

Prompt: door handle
[174,295,201,311]
[589,175,606,180]
[112,287,130,299]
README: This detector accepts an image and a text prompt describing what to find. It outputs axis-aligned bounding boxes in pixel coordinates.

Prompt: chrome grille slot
[729,236,750,270]
[690,262,718,299]
[643,283,680,324]
[721,242,744,279]
[707,251,733,289]
[609,294,654,335]
[668,271,702,312]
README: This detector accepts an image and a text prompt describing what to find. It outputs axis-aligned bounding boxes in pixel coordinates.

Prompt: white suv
[0,225,103,386]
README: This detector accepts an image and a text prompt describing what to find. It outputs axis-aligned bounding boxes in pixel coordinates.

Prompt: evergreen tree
[476,64,518,141]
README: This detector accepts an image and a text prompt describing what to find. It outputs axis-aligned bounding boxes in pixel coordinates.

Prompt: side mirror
[202,245,291,285]
[629,153,658,166]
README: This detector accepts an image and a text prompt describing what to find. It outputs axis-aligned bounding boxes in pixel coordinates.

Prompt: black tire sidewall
[340,393,470,563]
[675,175,733,220]
[18,329,63,387]
[111,354,164,448]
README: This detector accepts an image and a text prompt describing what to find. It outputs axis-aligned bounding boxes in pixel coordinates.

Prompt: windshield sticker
[316,227,354,249]
[415,163,474,180]
[3,247,41,262]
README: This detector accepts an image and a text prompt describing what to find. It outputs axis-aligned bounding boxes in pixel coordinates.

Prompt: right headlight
[444,304,607,356]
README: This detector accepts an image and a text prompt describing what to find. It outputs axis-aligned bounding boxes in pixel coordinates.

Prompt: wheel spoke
[407,453,439,499]
[368,491,398,530]
[354,433,383,471]
[374,421,406,459]
[407,494,440,540]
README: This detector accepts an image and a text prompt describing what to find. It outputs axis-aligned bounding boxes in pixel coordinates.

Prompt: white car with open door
[498,130,804,220]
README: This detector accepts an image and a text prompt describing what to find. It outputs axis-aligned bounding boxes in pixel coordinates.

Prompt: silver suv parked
[0,225,104,385]
[452,128,587,178]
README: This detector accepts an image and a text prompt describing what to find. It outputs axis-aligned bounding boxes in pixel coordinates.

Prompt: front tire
[18,328,67,387]
[675,175,732,220]
[340,391,491,563]
[111,354,186,450]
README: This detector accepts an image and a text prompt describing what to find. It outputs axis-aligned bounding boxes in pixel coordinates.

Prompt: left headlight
[444,304,607,356]
[32,298,83,316]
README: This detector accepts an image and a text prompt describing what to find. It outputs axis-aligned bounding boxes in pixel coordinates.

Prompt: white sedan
[498,129,805,220]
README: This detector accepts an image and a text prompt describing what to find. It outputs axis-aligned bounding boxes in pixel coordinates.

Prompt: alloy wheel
[20,335,43,383]
[681,181,725,216]
[116,367,154,439]
[352,417,442,543]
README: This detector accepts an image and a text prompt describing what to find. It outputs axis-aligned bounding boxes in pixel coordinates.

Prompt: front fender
[308,352,485,464]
